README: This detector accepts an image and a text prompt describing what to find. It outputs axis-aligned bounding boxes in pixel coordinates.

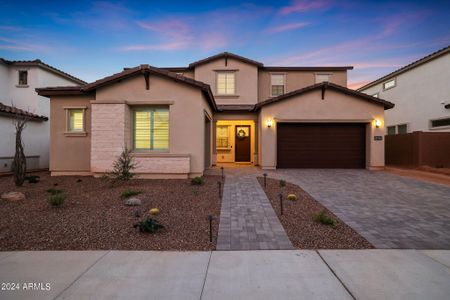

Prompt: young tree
[111,147,138,181]
[11,112,31,186]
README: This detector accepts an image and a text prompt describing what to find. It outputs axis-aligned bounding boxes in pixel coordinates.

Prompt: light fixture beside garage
[374,119,381,128]
[266,118,273,128]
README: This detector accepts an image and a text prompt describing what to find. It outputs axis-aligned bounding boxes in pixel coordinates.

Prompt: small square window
[397,124,407,134]
[315,74,330,83]
[371,93,379,98]
[271,74,285,96]
[18,70,28,86]
[67,109,85,132]
[383,78,396,90]
[387,126,396,135]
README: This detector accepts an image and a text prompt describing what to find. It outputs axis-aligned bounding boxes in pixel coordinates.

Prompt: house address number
[374,136,383,141]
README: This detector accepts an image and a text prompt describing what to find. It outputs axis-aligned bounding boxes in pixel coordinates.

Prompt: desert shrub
[48,193,65,207]
[46,188,63,195]
[134,218,164,233]
[121,189,142,199]
[191,176,205,185]
[287,194,297,201]
[314,210,336,227]
[111,147,137,181]
[279,180,286,188]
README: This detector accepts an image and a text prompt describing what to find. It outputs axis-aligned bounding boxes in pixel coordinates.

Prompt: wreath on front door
[237,129,247,139]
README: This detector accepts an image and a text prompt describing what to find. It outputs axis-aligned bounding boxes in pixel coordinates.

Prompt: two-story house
[358,45,450,134]
[0,59,85,173]
[36,52,393,178]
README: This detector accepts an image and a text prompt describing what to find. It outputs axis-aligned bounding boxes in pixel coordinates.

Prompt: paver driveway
[273,169,450,249]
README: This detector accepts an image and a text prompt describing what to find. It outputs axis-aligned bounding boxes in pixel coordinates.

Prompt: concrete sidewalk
[0,250,449,300]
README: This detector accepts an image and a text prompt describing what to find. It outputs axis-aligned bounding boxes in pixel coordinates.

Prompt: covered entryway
[277,123,366,168]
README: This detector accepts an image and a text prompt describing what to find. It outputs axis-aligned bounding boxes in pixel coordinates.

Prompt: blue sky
[1,0,449,88]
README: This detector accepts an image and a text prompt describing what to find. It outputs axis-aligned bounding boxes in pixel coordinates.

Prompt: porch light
[266,119,273,128]
[375,119,381,128]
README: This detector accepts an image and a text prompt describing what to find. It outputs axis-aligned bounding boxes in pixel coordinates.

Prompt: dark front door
[235,125,251,162]
[277,123,366,168]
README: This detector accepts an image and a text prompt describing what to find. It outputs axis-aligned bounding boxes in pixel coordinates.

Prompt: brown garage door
[277,123,366,168]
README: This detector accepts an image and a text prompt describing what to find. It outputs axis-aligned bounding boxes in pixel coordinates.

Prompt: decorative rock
[1,192,25,201]
[287,194,297,201]
[124,197,142,206]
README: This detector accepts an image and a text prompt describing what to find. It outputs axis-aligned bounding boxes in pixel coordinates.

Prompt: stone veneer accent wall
[91,103,190,177]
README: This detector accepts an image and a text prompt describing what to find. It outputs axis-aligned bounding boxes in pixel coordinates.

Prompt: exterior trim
[189,52,263,68]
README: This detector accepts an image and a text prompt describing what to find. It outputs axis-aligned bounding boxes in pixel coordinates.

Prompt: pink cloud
[118,41,189,52]
[0,36,49,52]
[347,80,371,90]
[279,0,331,15]
[267,22,310,33]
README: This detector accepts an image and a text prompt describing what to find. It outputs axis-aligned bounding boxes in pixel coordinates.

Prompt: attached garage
[277,123,366,168]
[256,82,395,170]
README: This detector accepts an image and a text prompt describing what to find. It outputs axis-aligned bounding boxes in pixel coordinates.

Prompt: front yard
[258,177,373,249]
[0,172,221,250]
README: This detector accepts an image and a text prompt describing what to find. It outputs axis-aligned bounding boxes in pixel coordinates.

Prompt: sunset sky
[1,0,449,89]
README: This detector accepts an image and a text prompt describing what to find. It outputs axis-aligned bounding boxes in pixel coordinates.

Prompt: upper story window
[383,78,396,90]
[430,117,450,129]
[133,107,169,151]
[18,70,28,86]
[271,74,285,96]
[315,73,330,83]
[216,72,235,95]
[66,108,86,133]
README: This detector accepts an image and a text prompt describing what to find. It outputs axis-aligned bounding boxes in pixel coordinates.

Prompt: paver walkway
[216,173,293,250]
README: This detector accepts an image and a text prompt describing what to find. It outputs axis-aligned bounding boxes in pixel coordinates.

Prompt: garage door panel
[277,123,366,168]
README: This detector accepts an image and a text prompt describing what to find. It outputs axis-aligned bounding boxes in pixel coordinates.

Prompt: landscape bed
[0,172,222,250]
[258,177,373,249]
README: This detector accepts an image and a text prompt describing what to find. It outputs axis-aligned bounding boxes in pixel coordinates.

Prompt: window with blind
[271,74,285,96]
[133,108,169,151]
[217,72,235,95]
[383,78,396,90]
[216,125,229,148]
[68,109,84,132]
[18,70,28,86]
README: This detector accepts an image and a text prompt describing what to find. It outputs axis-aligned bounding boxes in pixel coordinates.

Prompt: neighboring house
[0,59,86,172]
[358,45,450,134]
[36,52,393,178]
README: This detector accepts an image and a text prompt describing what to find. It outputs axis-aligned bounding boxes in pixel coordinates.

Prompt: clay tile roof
[357,44,450,91]
[0,102,48,121]
[255,82,395,110]
[189,52,264,68]
[36,65,218,111]
[0,58,86,85]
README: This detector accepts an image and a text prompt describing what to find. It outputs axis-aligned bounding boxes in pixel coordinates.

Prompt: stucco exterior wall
[258,70,347,102]
[50,95,92,174]
[92,74,209,177]
[194,58,258,105]
[360,52,450,132]
[1,64,81,172]
[259,89,385,169]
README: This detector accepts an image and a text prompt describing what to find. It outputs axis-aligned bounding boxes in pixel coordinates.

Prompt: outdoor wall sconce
[374,119,381,128]
[266,119,273,128]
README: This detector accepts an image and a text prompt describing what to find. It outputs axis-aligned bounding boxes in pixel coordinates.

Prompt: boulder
[124,197,142,206]
[1,191,26,201]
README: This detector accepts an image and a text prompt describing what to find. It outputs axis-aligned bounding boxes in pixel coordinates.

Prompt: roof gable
[189,52,263,68]
[255,82,394,110]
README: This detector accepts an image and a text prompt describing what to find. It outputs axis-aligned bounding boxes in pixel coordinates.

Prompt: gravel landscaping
[258,177,373,249]
[0,172,222,250]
